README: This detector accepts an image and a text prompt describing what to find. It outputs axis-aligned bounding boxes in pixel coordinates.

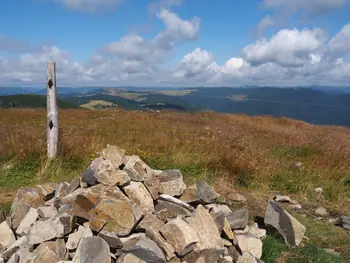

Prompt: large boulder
[158,170,186,197]
[10,187,45,229]
[124,182,154,214]
[264,201,306,246]
[90,198,143,235]
[139,213,175,261]
[121,235,166,263]
[160,217,199,256]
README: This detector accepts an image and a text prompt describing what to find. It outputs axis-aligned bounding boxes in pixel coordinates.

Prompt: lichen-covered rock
[196,180,219,204]
[16,208,38,236]
[10,187,45,229]
[158,170,186,197]
[180,185,200,204]
[102,144,125,163]
[124,155,154,182]
[236,234,262,259]
[29,239,67,263]
[96,160,130,186]
[75,236,111,263]
[226,208,249,230]
[124,182,154,214]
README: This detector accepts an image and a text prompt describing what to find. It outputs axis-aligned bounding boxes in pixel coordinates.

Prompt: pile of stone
[0,145,307,263]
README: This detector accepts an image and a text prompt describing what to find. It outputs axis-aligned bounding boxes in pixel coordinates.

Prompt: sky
[0,0,350,87]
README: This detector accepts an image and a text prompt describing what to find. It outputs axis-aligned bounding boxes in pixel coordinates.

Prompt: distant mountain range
[1,86,350,126]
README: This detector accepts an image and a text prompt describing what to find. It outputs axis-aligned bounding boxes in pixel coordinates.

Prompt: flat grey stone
[1,236,29,260]
[37,206,57,220]
[196,179,219,204]
[77,236,111,263]
[236,234,262,259]
[16,208,38,236]
[264,201,306,246]
[155,200,192,222]
[121,235,165,263]
[98,230,123,249]
[226,208,249,230]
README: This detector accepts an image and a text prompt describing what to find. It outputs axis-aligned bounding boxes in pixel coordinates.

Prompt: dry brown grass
[0,108,349,213]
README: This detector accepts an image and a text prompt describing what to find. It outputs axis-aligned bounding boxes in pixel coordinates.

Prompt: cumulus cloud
[327,24,350,57]
[0,35,36,53]
[55,0,123,12]
[104,9,200,75]
[257,0,350,35]
[243,28,327,67]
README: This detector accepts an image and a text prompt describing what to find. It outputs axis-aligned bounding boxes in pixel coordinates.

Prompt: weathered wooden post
[47,62,59,159]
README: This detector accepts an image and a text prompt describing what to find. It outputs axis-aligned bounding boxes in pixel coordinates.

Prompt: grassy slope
[0,108,349,261]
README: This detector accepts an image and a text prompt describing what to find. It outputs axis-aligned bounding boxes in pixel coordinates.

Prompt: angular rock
[96,160,130,186]
[36,183,58,201]
[181,248,225,263]
[37,206,57,220]
[116,254,146,263]
[121,235,165,263]
[76,236,111,263]
[237,253,258,263]
[223,218,235,241]
[124,155,154,182]
[187,205,224,256]
[235,223,266,239]
[274,195,291,203]
[159,195,194,211]
[160,217,199,256]
[158,170,186,197]
[264,201,306,246]
[226,208,249,230]
[16,208,38,236]
[65,178,81,196]
[315,207,329,217]
[144,173,160,200]
[210,209,225,232]
[66,227,84,250]
[221,238,233,247]
[1,236,29,260]
[139,213,175,261]
[102,144,125,163]
[207,204,232,217]
[67,194,95,220]
[155,200,192,222]
[180,185,200,204]
[81,157,103,186]
[340,216,350,230]
[82,184,130,206]
[90,198,143,235]
[227,246,241,262]
[98,230,123,249]
[196,179,219,204]
[27,213,74,245]
[7,253,18,263]
[31,239,67,263]
[10,187,45,229]
[236,234,262,259]
[14,244,34,263]
[0,221,16,250]
[124,182,154,214]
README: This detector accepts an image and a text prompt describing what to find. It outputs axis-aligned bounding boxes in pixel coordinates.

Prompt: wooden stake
[47,62,59,159]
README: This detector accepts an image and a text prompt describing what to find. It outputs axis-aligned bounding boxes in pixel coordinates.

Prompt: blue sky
[0,0,350,86]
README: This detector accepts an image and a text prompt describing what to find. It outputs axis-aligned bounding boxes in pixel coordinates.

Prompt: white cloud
[328,24,350,57]
[243,28,327,67]
[56,0,123,12]
[257,0,350,35]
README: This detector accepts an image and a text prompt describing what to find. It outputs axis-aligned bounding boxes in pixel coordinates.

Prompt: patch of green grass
[290,211,350,257]
[286,244,348,263]
[0,202,12,216]
[270,172,309,194]
[0,153,41,188]
[272,145,319,159]
[262,235,288,263]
